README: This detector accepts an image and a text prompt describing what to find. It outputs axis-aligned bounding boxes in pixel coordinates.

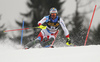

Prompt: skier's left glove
[66,37,71,46]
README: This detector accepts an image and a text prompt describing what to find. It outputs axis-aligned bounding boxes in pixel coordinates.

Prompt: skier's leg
[25,38,40,49]
[25,32,43,49]
[40,37,54,47]
[44,30,59,48]
[40,30,59,47]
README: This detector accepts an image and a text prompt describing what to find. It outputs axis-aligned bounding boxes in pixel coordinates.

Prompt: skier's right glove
[66,37,71,46]
[38,23,47,29]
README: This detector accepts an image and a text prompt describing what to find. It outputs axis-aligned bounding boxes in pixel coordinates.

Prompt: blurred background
[0,0,100,47]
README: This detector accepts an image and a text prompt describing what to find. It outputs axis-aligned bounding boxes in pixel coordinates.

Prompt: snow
[0,41,100,62]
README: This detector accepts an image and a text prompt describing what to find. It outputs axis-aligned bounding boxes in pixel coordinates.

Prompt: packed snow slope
[0,44,100,62]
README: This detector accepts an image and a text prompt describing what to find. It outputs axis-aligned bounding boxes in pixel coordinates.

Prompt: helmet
[50,7,58,14]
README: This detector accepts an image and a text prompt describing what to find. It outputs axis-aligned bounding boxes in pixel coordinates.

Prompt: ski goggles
[51,13,57,16]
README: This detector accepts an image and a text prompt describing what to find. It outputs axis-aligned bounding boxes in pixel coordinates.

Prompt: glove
[66,37,71,46]
[37,23,47,29]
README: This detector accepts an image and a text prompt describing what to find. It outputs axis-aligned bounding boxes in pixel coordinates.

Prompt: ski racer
[25,7,71,49]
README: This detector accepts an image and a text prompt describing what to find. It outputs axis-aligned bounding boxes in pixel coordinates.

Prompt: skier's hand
[37,25,47,29]
[66,37,71,46]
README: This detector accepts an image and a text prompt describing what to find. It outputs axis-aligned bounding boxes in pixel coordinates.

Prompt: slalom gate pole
[84,5,97,46]
[21,20,24,45]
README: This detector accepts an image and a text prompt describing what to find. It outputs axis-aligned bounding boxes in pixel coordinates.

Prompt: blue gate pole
[21,20,24,45]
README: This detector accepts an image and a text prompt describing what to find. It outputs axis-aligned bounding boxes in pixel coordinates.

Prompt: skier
[25,7,71,49]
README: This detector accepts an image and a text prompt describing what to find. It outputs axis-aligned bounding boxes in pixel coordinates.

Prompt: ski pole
[3,25,47,32]
[49,30,59,48]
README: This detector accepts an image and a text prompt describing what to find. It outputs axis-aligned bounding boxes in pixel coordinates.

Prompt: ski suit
[37,15,69,42]
[25,15,70,48]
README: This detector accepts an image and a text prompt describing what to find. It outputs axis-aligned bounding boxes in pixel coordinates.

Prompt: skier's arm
[38,17,47,26]
[59,18,69,38]
[59,18,71,45]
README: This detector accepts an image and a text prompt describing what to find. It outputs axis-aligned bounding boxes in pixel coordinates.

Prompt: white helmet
[50,7,58,14]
